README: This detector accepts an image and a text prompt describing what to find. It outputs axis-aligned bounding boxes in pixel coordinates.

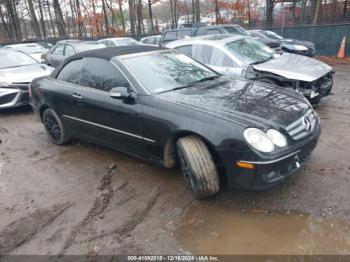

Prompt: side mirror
[110,87,136,104]
[110,86,130,99]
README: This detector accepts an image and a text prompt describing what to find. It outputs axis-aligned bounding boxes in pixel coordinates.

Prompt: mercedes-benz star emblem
[302,117,311,132]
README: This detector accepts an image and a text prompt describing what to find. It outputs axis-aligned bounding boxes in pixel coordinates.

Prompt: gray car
[45,40,105,67]
[0,49,54,109]
[167,35,333,104]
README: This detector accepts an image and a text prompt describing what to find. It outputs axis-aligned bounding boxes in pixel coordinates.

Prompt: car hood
[0,64,54,83]
[252,53,332,82]
[253,37,281,46]
[29,52,45,63]
[282,39,315,49]
[157,78,309,128]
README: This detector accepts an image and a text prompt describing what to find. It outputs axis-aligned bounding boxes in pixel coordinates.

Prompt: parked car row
[0,31,330,199]
[159,24,315,57]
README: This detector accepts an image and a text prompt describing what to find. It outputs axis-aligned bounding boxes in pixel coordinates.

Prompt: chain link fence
[246,1,350,56]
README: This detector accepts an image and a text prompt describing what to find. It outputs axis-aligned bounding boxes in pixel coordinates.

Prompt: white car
[4,43,49,63]
[140,35,161,46]
[98,37,139,47]
[166,34,333,104]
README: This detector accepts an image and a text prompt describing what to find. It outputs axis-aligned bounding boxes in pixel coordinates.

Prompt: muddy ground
[0,65,350,255]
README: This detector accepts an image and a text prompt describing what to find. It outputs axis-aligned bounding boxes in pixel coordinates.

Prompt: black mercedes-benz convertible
[30,46,321,198]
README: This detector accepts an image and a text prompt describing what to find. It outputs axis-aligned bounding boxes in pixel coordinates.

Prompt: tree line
[0,0,349,42]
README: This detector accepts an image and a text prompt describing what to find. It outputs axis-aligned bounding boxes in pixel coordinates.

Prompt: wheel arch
[39,104,50,122]
[163,130,227,185]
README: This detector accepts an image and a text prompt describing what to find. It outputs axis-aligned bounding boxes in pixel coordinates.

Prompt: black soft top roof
[51,45,167,78]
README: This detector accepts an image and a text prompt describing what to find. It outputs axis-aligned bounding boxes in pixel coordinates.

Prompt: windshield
[121,51,218,94]
[225,38,274,65]
[76,43,106,52]
[224,26,249,36]
[116,39,139,46]
[0,51,37,69]
[264,31,284,40]
[8,44,48,54]
[250,31,269,39]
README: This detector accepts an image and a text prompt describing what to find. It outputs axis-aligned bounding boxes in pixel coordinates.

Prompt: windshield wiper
[157,76,220,94]
[187,75,220,85]
[250,56,273,65]
[157,85,191,94]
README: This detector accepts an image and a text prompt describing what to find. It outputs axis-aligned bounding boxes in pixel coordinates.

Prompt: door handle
[72,93,83,99]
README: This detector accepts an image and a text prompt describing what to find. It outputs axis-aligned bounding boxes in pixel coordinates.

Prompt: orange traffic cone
[336,36,346,59]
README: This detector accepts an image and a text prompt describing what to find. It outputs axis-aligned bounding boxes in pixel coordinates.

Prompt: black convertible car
[30,46,321,198]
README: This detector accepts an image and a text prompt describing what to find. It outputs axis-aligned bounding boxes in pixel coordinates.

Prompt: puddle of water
[177,204,350,255]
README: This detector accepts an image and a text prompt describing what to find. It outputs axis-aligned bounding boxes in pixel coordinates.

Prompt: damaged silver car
[167,35,333,104]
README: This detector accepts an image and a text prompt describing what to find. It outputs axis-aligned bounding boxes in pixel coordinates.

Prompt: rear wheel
[43,108,70,145]
[177,136,220,199]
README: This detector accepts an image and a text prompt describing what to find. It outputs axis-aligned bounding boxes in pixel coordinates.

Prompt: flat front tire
[177,136,220,199]
[43,108,69,145]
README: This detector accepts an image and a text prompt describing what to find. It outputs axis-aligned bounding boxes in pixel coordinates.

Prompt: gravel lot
[0,65,350,255]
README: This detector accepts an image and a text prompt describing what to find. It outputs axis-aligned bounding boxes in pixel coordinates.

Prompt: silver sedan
[0,49,54,109]
[167,35,333,104]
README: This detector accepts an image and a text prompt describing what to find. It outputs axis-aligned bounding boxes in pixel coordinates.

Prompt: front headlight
[293,44,308,51]
[267,129,287,147]
[244,128,274,153]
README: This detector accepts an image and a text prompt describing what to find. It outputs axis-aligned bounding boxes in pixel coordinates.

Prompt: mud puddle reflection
[177,204,350,255]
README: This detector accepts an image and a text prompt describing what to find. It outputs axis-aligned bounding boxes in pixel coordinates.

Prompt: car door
[51,59,84,134]
[49,44,65,67]
[72,57,143,154]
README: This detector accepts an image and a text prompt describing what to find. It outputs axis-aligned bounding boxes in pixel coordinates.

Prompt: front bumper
[0,84,30,109]
[218,124,320,190]
[300,72,333,104]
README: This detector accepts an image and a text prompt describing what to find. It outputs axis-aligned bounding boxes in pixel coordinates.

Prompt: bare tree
[3,0,22,40]
[74,0,83,37]
[0,2,11,39]
[265,0,276,28]
[53,0,66,37]
[312,0,321,25]
[147,0,154,34]
[118,0,126,32]
[37,0,47,38]
[136,0,143,34]
[102,0,109,35]
[27,0,41,38]
[128,0,136,34]
[194,0,200,22]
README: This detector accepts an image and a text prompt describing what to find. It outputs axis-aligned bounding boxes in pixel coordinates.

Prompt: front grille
[285,109,318,141]
[0,92,18,105]
[19,92,30,103]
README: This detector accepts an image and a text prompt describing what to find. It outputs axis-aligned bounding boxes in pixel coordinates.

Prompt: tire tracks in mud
[60,162,162,252]
[60,164,122,253]
[80,186,161,243]
[0,202,71,254]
